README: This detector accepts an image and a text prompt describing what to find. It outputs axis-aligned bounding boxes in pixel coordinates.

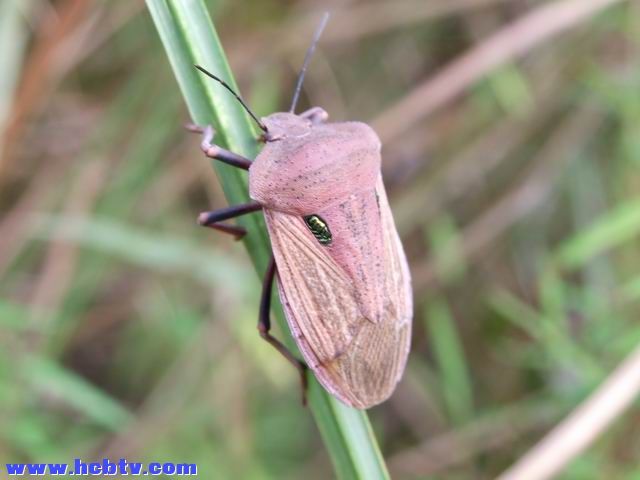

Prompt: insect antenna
[194,65,268,132]
[289,12,330,114]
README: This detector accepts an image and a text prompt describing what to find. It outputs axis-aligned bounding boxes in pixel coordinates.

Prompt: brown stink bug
[189,14,412,409]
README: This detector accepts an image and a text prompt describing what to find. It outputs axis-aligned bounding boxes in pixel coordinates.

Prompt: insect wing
[264,176,412,409]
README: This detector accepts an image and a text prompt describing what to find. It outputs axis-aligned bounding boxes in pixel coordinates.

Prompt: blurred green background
[1,0,639,478]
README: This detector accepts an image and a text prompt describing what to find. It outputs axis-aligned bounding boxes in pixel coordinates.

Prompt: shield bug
[189,14,412,409]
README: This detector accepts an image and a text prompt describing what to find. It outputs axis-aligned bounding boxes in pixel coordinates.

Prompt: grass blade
[425,297,474,424]
[555,198,640,270]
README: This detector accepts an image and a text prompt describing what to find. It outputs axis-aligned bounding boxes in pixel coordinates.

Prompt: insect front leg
[198,201,263,240]
[185,124,252,170]
[259,255,309,405]
[299,106,328,125]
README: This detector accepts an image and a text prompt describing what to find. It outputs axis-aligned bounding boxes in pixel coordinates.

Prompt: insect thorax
[304,215,332,245]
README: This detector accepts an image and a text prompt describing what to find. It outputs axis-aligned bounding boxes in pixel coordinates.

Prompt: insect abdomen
[304,215,332,245]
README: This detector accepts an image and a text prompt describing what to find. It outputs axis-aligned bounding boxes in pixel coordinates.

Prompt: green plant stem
[145,1,390,478]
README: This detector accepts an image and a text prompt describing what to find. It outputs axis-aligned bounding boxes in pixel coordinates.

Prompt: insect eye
[304,215,332,246]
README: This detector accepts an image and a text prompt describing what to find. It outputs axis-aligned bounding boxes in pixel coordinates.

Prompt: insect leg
[259,255,309,404]
[201,223,247,240]
[198,201,263,240]
[299,106,328,125]
[185,124,252,170]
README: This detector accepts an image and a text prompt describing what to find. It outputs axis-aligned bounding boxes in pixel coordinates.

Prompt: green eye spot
[304,215,332,246]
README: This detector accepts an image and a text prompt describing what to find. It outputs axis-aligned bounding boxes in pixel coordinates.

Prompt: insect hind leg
[185,124,252,170]
[200,222,246,240]
[198,201,262,240]
[259,255,309,405]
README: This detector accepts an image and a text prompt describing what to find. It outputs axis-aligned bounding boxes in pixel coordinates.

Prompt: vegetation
[0,0,637,478]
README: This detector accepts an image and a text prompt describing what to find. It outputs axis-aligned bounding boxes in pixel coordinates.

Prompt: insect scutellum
[304,214,332,246]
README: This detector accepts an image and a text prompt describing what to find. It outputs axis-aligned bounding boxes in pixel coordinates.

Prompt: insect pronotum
[190,13,412,409]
